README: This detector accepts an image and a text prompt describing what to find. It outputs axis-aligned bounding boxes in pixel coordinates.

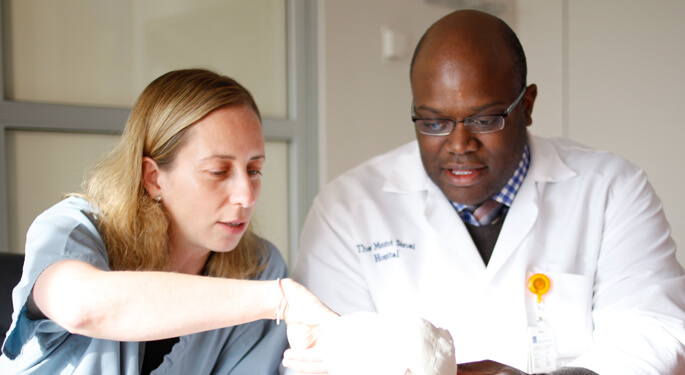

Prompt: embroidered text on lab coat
[355,239,416,263]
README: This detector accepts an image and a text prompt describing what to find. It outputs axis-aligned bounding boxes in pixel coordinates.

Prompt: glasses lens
[415,119,453,135]
[464,116,504,133]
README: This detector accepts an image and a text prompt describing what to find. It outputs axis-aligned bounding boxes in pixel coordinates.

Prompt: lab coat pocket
[532,271,593,362]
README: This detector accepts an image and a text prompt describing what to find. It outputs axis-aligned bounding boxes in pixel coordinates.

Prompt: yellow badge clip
[528,273,550,303]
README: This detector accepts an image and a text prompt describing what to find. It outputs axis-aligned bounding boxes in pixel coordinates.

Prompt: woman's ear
[142,156,162,198]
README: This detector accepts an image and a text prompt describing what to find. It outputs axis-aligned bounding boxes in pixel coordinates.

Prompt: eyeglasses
[411,87,527,136]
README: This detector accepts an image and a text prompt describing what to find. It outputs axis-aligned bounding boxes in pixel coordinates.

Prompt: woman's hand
[278,278,338,374]
[282,347,328,375]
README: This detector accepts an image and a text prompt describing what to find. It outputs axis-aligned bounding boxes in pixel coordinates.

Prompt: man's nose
[445,122,478,154]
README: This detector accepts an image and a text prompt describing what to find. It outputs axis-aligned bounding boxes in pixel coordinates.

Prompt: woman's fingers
[282,348,328,374]
[279,279,340,374]
[287,322,322,349]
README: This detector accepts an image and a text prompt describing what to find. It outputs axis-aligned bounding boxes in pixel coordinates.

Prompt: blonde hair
[82,69,265,279]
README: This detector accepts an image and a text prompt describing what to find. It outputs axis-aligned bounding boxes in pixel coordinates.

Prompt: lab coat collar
[383,141,430,194]
[527,133,578,183]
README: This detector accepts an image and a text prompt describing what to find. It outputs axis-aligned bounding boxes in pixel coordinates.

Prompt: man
[293,9,685,375]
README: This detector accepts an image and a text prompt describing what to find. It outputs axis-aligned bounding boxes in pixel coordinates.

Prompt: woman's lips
[219,220,247,234]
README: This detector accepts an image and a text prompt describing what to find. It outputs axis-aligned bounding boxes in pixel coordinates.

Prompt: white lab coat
[293,134,685,374]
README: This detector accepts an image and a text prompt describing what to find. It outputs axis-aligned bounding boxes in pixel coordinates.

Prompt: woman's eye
[248,169,263,176]
[209,170,227,176]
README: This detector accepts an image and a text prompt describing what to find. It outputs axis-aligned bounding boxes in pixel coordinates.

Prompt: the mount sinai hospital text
[356,239,416,263]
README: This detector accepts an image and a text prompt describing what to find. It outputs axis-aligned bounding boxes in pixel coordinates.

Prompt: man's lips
[443,161,485,171]
[449,169,476,176]
[443,165,486,186]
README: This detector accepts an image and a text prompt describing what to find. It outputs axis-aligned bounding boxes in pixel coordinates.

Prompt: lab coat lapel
[485,176,538,275]
[384,142,486,271]
[424,182,486,271]
[485,134,577,276]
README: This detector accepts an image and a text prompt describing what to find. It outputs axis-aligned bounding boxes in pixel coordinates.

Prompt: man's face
[411,46,535,206]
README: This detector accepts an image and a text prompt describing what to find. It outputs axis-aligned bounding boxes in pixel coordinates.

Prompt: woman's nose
[229,173,258,207]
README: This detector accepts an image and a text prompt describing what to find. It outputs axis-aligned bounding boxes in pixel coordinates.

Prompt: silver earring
[155,195,163,203]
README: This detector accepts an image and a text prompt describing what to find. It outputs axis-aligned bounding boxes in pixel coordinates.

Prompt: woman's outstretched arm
[32,259,335,342]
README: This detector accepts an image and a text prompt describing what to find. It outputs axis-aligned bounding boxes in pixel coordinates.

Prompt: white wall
[516,0,685,264]
[320,0,685,264]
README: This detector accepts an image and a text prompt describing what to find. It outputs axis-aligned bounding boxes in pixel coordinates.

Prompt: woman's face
[150,105,264,257]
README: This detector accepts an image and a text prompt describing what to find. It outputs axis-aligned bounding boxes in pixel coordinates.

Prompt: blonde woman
[0,69,335,375]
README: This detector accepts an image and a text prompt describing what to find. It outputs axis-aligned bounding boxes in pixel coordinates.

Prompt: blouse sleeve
[1,197,108,359]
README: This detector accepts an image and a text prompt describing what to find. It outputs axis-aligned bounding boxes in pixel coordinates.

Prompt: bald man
[293,10,685,375]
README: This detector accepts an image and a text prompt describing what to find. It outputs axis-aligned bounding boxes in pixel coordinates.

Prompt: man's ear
[523,84,538,127]
[142,156,162,198]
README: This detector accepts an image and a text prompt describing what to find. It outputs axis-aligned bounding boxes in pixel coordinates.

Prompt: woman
[0,69,335,374]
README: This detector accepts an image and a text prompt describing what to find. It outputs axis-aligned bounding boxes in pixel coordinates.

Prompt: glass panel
[5,0,287,118]
[253,141,290,267]
[5,130,119,253]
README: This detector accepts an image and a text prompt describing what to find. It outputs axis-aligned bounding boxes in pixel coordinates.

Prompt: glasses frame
[411,86,527,136]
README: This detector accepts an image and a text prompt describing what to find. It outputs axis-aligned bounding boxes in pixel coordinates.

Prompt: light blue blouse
[0,196,288,374]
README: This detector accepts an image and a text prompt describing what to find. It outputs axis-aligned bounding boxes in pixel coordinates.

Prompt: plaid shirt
[452,143,530,226]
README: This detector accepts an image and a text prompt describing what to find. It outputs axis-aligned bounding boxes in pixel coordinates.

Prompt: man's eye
[209,170,227,176]
[248,169,263,176]
[422,120,448,130]
[467,116,496,127]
